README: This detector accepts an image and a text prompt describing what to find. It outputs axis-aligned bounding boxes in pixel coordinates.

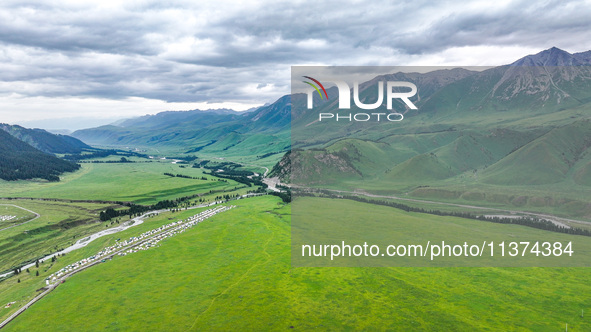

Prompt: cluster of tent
[46,205,235,285]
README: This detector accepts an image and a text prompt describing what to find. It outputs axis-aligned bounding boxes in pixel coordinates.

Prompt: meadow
[4,196,591,331]
[291,197,591,267]
[0,158,254,296]
[0,204,36,228]
[335,179,591,222]
[0,199,114,273]
[0,161,245,204]
[0,204,214,323]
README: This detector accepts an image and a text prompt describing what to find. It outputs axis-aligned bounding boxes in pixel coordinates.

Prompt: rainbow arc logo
[302,76,328,100]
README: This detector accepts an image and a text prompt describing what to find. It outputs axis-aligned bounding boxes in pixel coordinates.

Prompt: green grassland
[196,147,285,172]
[292,197,591,267]
[322,193,591,232]
[3,196,591,331]
[0,199,114,273]
[76,155,149,162]
[0,162,245,204]
[81,126,288,170]
[0,204,36,228]
[0,204,215,323]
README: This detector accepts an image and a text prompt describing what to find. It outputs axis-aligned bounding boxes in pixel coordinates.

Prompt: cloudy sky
[1,0,591,129]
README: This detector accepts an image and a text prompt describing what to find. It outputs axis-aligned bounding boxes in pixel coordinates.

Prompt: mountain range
[72,47,591,153]
[72,102,291,160]
[5,47,591,218]
[286,47,591,218]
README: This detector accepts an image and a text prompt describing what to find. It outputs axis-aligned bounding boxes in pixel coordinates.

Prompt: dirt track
[0,204,40,232]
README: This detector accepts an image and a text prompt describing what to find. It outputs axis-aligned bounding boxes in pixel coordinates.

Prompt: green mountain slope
[0,130,80,181]
[0,123,91,153]
[481,120,591,185]
[72,96,291,158]
[0,123,91,154]
[386,153,454,182]
[270,48,591,218]
[573,161,591,186]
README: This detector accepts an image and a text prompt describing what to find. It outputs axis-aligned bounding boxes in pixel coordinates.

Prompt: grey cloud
[0,0,590,109]
[386,0,591,54]
[0,13,155,55]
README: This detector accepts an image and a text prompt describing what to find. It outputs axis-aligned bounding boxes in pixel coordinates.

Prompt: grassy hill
[278,49,591,218]
[481,120,591,185]
[386,153,455,182]
[574,161,591,186]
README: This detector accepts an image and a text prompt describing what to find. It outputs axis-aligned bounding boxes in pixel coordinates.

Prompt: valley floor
[2,196,590,331]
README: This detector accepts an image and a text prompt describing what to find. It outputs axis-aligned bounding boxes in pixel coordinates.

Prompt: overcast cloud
[1,0,591,128]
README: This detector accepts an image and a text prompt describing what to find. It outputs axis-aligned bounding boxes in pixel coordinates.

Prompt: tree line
[99,199,179,221]
[295,191,591,237]
[98,185,248,222]
[163,172,209,180]
[0,157,79,182]
[62,149,149,161]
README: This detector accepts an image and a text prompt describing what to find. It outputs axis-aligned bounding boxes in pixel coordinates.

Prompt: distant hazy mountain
[112,108,250,130]
[116,109,242,129]
[0,129,80,181]
[17,116,125,132]
[73,101,291,158]
[0,123,91,154]
[418,47,591,118]
[46,129,73,136]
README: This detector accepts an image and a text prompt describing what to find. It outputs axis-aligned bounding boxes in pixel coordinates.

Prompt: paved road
[0,204,40,232]
[237,162,269,177]
[0,283,56,329]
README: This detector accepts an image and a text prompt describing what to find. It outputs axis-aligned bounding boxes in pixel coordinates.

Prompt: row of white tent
[46,205,235,285]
